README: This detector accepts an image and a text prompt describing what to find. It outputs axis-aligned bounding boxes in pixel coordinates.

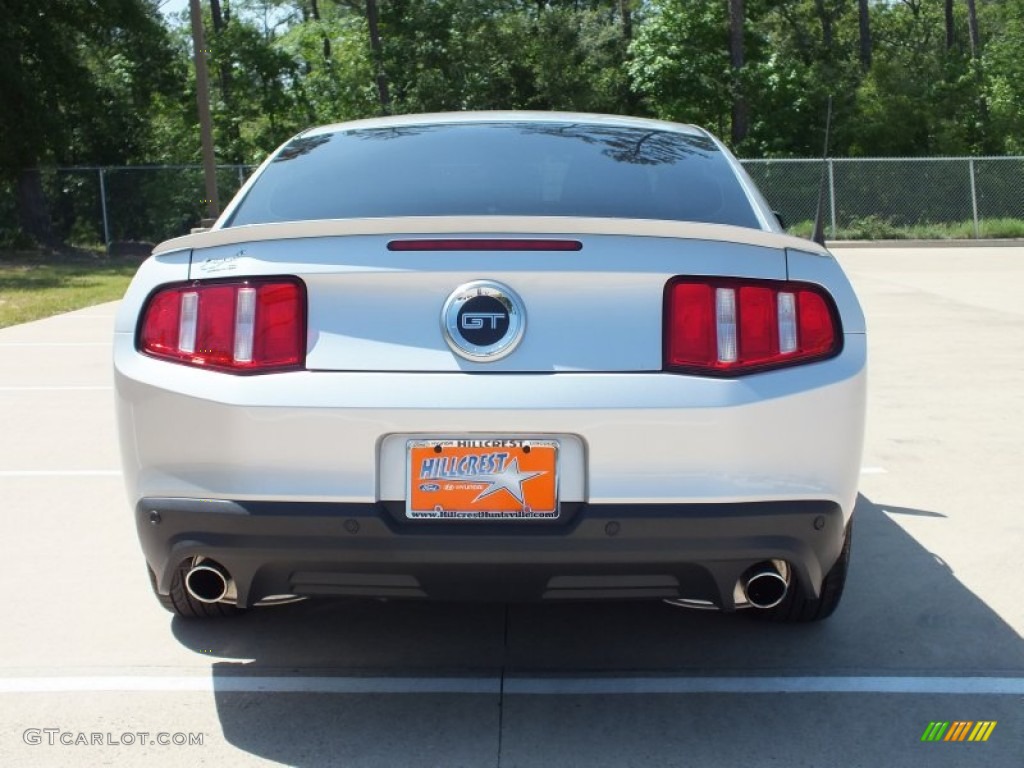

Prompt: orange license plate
[406,439,558,520]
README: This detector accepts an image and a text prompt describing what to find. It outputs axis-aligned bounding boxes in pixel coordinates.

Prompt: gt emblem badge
[441,280,526,361]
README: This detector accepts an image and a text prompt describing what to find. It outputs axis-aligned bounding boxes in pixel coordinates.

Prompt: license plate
[406,439,558,520]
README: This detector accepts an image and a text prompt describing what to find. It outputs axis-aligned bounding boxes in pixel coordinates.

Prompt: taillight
[664,277,840,375]
[138,278,306,373]
[387,239,582,251]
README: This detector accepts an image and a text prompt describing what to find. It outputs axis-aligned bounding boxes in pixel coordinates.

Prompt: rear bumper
[139,497,845,608]
[114,335,867,510]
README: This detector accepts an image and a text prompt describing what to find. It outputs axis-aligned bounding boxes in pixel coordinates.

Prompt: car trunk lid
[172,218,799,373]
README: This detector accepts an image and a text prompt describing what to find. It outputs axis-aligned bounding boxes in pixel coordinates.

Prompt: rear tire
[753,520,852,623]
[147,561,242,619]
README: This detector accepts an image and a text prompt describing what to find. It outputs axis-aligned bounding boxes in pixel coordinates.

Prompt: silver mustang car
[114,111,866,621]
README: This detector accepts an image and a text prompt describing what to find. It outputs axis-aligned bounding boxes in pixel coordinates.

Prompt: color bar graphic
[968,721,997,742]
[921,721,996,742]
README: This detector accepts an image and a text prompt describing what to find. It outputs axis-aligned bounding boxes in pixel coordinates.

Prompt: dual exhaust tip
[740,560,790,609]
[184,559,235,604]
[187,557,789,610]
[664,559,791,611]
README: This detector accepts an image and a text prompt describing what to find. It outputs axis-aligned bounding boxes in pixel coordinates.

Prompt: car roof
[300,111,709,140]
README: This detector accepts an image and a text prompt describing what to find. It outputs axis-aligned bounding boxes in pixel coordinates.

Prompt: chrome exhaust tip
[184,560,232,604]
[663,597,720,611]
[741,560,790,609]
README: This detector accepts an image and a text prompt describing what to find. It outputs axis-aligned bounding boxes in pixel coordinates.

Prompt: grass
[0,249,140,328]
[788,216,1024,241]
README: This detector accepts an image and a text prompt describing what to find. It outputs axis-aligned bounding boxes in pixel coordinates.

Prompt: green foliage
[788,216,1024,241]
[0,0,183,170]
[984,0,1024,153]
[5,0,1024,247]
[7,0,1024,168]
[847,2,982,156]
[630,0,1005,157]
[277,11,378,125]
[371,0,633,114]
[629,0,730,132]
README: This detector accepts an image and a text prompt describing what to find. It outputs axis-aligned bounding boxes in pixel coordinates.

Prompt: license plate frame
[406,438,559,520]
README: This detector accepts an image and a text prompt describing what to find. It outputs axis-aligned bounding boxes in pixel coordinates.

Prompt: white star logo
[441,457,544,506]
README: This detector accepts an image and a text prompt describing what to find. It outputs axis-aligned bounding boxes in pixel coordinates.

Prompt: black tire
[147,561,242,619]
[753,520,852,623]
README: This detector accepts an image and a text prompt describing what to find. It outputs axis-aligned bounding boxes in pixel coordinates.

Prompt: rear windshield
[226,122,762,229]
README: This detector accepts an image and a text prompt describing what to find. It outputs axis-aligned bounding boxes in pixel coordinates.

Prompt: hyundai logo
[441,281,526,361]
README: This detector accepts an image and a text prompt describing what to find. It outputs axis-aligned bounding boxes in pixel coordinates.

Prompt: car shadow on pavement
[169,494,1024,767]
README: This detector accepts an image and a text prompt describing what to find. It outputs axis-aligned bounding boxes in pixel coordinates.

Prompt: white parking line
[0,471,122,478]
[0,342,111,347]
[0,675,1021,695]
[0,386,113,392]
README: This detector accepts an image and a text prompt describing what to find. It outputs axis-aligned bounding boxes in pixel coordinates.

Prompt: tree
[984,0,1024,152]
[0,0,182,244]
[966,0,980,57]
[944,0,955,50]
[630,0,733,137]
[858,0,872,69]
[364,0,391,112]
[729,0,749,144]
[849,0,981,156]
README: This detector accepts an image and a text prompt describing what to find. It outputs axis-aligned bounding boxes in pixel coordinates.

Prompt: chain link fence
[743,157,1024,239]
[0,165,253,250]
[2,157,1023,248]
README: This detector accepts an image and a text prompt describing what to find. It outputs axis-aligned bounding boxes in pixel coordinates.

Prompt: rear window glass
[226,122,762,229]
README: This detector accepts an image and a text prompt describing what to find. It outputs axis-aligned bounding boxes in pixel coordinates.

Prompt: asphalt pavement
[0,246,1021,767]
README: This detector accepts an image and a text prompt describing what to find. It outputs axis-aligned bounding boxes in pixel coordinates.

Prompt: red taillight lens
[387,239,582,251]
[139,278,305,373]
[664,277,840,375]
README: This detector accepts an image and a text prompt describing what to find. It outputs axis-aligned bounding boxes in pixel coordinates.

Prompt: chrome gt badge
[441,280,526,361]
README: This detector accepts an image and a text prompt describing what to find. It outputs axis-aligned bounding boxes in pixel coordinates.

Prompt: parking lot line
[0,675,1021,695]
[0,470,122,477]
[0,386,113,391]
[0,342,111,347]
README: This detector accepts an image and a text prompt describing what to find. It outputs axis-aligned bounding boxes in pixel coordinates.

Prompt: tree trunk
[365,0,391,114]
[210,0,225,32]
[964,0,988,147]
[965,0,980,58]
[209,0,242,163]
[16,168,54,246]
[814,0,833,51]
[619,0,632,42]
[944,0,955,49]
[310,0,331,59]
[728,0,748,146]
[858,0,872,70]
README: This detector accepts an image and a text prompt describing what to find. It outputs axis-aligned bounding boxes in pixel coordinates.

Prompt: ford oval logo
[441,280,526,362]
[419,483,440,492]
